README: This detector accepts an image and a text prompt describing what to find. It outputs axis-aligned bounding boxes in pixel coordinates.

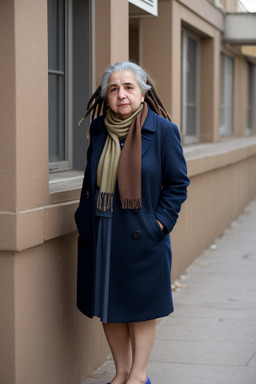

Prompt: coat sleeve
[154,121,190,233]
[74,115,106,234]
[74,129,93,233]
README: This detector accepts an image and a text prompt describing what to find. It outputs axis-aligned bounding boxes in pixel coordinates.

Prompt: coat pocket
[146,213,165,242]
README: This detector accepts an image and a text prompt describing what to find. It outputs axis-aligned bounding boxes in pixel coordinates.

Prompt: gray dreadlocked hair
[78,62,172,126]
[100,62,151,100]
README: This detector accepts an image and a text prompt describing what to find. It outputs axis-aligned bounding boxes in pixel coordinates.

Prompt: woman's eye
[110,87,118,93]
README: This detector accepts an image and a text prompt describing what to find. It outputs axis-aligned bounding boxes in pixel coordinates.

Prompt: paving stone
[146,362,256,384]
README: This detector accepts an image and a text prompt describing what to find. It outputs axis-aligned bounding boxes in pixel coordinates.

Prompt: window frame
[246,62,255,134]
[219,52,234,137]
[48,0,73,173]
[181,29,200,145]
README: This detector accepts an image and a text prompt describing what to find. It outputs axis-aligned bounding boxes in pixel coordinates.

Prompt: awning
[223,13,256,45]
[129,0,158,17]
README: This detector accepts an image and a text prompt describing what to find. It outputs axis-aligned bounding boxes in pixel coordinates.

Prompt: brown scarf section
[97,102,148,211]
[118,102,148,209]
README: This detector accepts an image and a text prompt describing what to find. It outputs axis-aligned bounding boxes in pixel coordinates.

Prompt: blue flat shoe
[105,377,150,384]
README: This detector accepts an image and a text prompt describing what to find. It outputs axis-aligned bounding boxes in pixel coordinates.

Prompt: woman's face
[107,70,145,120]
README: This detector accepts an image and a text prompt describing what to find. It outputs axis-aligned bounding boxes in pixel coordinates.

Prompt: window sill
[184,136,256,177]
[3,137,256,252]
[49,170,84,204]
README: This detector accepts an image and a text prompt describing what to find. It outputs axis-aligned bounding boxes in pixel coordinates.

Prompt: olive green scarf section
[97,102,148,211]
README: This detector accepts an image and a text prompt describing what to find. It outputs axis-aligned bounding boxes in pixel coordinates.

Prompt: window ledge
[184,136,256,177]
[49,170,84,204]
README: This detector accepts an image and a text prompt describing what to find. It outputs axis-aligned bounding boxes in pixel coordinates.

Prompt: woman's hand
[157,220,164,231]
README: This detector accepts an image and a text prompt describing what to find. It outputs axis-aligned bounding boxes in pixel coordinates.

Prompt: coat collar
[141,107,156,133]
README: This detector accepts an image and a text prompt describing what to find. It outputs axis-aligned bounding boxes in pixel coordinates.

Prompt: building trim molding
[1,136,256,252]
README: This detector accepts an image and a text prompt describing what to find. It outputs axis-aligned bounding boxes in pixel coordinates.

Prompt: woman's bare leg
[126,319,157,384]
[103,322,132,384]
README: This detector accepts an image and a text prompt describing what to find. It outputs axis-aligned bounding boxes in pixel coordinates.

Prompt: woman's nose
[118,88,126,99]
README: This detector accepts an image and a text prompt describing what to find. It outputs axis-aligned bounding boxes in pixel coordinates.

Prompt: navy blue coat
[75,106,190,323]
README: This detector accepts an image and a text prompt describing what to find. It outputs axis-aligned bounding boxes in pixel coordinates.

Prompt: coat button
[85,191,90,199]
[132,230,142,240]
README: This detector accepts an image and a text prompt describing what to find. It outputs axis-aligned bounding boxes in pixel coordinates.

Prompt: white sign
[129,0,158,16]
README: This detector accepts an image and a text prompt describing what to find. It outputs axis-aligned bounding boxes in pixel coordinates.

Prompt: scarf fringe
[97,191,114,211]
[97,192,142,211]
[120,197,142,210]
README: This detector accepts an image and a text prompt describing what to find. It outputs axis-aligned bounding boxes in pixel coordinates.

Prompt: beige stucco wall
[172,139,256,278]
[0,0,16,213]
[15,235,109,384]
[1,1,256,384]
[95,0,129,85]
[0,253,15,384]
[0,235,109,384]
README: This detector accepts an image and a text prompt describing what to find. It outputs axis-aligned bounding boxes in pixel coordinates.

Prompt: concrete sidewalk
[83,196,256,384]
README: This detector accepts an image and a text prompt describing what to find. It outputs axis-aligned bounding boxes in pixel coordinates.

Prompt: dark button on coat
[75,107,190,323]
[132,230,142,240]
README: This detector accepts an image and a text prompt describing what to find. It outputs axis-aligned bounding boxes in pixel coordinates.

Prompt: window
[246,63,255,133]
[220,53,234,137]
[48,0,92,173]
[48,0,72,170]
[182,31,200,144]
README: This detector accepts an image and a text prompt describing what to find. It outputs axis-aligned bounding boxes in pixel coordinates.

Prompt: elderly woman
[75,62,190,384]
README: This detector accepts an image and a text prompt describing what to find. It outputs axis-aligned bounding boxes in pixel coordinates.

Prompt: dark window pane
[48,0,66,163]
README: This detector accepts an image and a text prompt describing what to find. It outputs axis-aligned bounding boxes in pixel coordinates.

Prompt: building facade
[0,0,256,383]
